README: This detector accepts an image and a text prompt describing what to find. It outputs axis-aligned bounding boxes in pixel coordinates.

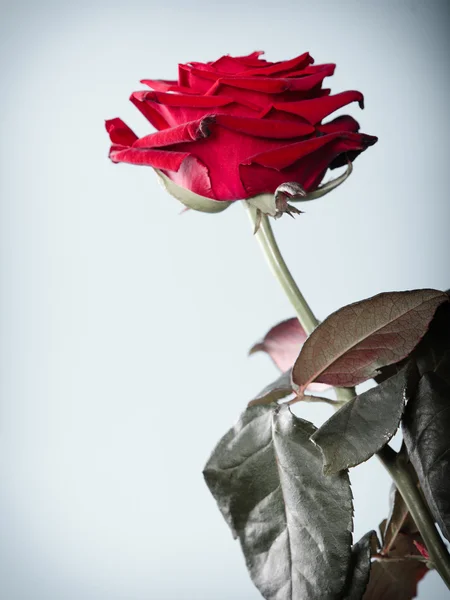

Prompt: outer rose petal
[107,112,376,201]
[109,144,189,170]
[132,118,215,148]
[214,114,314,138]
[169,117,321,199]
[272,90,364,124]
[130,90,260,130]
[242,52,313,76]
[106,116,215,198]
[156,169,231,213]
[240,131,377,195]
[230,51,269,66]
[105,118,138,146]
[243,131,377,169]
[318,115,361,134]
[141,79,197,95]
[189,52,270,76]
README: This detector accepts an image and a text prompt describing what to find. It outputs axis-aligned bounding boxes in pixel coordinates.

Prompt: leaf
[249,318,307,373]
[412,301,450,386]
[311,364,415,474]
[249,318,329,392]
[342,531,376,600]
[292,289,448,391]
[365,499,430,599]
[363,559,428,600]
[248,370,293,407]
[363,528,428,600]
[402,371,450,542]
[203,404,354,600]
[375,301,450,384]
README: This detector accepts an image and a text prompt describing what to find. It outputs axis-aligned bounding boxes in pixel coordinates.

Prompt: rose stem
[246,204,353,403]
[377,444,450,587]
[246,205,450,588]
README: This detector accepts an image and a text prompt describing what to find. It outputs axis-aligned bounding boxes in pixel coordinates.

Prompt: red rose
[106,51,377,213]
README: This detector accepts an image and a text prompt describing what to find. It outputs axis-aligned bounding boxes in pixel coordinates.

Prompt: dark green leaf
[376,301,450,385]
[293,289,448,391]
[248,369,293,407]
[412,302,450,386]
[311,365,413,474]
[342,531,376,600]
[203,404,354,600]
[402,371,450,542]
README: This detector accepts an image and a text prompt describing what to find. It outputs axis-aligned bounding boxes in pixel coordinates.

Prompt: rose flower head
[106,51,377,217]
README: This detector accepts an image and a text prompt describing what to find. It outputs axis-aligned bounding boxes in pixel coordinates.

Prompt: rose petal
[244,131,374,170]
[131,90,259,128]
[318,115,361,135]
[290,63,336,77]
[242,52,313,77]
[214,114,314,138]
[205,71,334,95]
[232,50,268,66]
[141,79,197,95]
[164,155,214,198]
[240,131,377,194]
[109,144,189,171]
[155,169,230,212]
[132,117,213,148]
[105,118,138,146]
[273,91,364,124]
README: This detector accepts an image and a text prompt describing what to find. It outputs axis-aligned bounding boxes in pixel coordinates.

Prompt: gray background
[1,0,449,598]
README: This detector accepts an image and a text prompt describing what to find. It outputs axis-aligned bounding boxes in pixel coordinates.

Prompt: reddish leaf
[249,317,306,372]
[250,317,329,392]
[363,560,428,600]
[364,499,430,600]
[293,290,448,391]
[364,522,429,599]
[382,487,412,555]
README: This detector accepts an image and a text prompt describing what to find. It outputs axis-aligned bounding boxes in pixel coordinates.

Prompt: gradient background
[1,0,449,598]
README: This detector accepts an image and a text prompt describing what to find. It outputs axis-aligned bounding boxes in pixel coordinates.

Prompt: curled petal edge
[155,169,232,213]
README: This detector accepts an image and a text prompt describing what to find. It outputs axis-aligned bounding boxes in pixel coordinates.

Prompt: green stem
[248,207,318,335]
[247,204,450,588]
[247,206,354,403]
[377,445,450,588]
